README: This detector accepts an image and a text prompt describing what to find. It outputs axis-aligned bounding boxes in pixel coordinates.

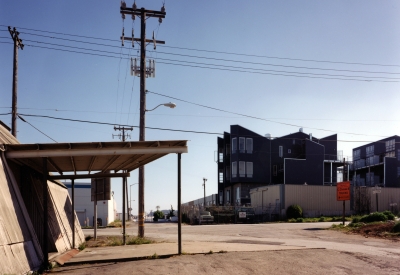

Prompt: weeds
[78,242,86,251]
[148,253,159,259]
[126,236,154,245]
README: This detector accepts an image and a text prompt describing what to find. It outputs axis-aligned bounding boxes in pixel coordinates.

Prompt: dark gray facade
[352,135,400,187]
[217,125,342,206]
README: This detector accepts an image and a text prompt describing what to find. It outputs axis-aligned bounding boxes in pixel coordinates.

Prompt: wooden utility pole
[120,1,166,238]
[8,26,24,138]
[113,125,133,244]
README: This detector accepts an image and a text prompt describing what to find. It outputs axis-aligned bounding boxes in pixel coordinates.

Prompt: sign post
[372,186,381,212]
[337,181,350,225]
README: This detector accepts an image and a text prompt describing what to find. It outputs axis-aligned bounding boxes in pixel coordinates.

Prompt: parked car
[199,211,214,224]
[236,207,255,223]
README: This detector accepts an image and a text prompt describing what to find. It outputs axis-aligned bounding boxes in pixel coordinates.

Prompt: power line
[146,90,389,138]
[3,24,400,68]
[15,38,400,81]
[17,113,222,135]
[17,115,57,142]
[8,42,399,83]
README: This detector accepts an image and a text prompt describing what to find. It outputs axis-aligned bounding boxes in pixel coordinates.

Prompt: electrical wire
[10,42,399,83]
[17,115,57,142]
[17,113,222,135]
[3,24,400,68]
[145,90,389,138]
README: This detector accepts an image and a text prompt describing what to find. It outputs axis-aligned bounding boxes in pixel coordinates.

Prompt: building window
[398,167,400,177]
[226,190,230,203]
[293,139,295,144]
[219,191,223,205]
[232,138,237,154]
[279,146,283,157]
[385,151,395,158]
[398,150,400,160]
[219,169,223,183]
[353,149,360,161]
[386,139,395,152]
[239,161,245,177]
[218,148,224,162]
[226,166,230,181]
[239,137,245,153]
[273,165,277,176]
[366,145,374,157]
[366,172,374,186]
[232,162,237,178]
[246,138,253,154]
[288,149,291,154]
[236,187,240,203]
[246,162,253,178]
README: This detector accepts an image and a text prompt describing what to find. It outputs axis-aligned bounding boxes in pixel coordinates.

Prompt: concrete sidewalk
[58,241,311,266]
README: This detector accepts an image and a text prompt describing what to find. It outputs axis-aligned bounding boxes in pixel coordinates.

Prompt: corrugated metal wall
[251,184,400,218]
[284,185,351,217]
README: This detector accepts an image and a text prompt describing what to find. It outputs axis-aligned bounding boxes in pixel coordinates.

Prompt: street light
[138,94,176,237]
[145,102,176,112]
[130,183,138,219]
[202,178,207,207]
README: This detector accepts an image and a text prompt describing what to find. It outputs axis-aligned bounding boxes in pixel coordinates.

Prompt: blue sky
[1,1,400,214]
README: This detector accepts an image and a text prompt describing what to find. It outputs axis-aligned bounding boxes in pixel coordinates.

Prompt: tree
[167,205,175,219]
[153,209,164,221]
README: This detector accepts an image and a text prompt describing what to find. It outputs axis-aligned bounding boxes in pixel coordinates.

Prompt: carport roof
[4,140,188,176]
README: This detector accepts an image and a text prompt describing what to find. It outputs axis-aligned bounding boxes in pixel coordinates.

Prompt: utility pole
[202,178,207,207]
[120,1,166,238]
[113,125,133,244]
[8,26,24,138]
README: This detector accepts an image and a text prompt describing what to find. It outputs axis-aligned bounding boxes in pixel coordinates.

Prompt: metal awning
[3,139,188,263]
[5,140,188,176]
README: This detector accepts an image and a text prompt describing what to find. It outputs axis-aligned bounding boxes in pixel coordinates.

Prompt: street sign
[239,212,246,218]
[336,181,350,201]
[372,186,381,194]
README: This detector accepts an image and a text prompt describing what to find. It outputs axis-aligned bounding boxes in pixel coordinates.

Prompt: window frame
[232,138,237,154]
[246,138,253,154]
[246,162,253,178]
[239,137,245,153]
[239,161,245,177]
[232,162,237,178]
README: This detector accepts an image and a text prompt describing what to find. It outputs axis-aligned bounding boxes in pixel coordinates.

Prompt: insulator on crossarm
[121,1,126,8]
[121,28,125,46]
[133,1,137,10]
[161,5,165,13]
[130,58,133,76]
[132,28,135,48]
[153,60,156,77]
[152,31,156,50]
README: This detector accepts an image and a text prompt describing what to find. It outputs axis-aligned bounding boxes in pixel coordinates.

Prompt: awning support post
[122,176,126,245]
[42,158,48,265]
[72,179,75,248]
[178,153,182,254]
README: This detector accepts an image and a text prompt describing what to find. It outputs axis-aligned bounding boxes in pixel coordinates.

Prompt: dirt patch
[346,221,400,240]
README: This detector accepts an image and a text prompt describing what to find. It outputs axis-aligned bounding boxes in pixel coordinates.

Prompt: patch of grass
[318,217,325,222]
[148,253,159,259]
[108,219,123,227]
[218,250,227,253]
[205,250,213,254]
[78,242,86,251]
[126,236,154,245]
[393,222,400,233]
[296,218,304,223]
[108,236,123,246]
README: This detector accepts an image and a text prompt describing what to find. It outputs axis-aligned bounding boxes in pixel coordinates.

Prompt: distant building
[65,182,118,226]
[352,135,400,187]
[217,125,344,206]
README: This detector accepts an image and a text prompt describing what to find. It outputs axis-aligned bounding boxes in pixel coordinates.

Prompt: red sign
[337,181,350,201]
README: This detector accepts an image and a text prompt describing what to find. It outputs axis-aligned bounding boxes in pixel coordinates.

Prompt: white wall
[66,182,117,226]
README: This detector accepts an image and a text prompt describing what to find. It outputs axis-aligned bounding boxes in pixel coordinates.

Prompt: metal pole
[42,158,48,265]
[72,179,75,249]
[203,178,206,207]
[94,195,97,240]
[178,153,182,254]
[376,193,378,212]
[122,176,126,244]
[138,8,147,238]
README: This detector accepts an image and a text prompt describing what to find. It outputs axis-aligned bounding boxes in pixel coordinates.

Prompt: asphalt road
[83,221,400,258]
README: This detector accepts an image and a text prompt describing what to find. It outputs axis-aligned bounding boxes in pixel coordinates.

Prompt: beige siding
[366,187,400,213]
[250,185,281,215]
[284,185,351,217]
